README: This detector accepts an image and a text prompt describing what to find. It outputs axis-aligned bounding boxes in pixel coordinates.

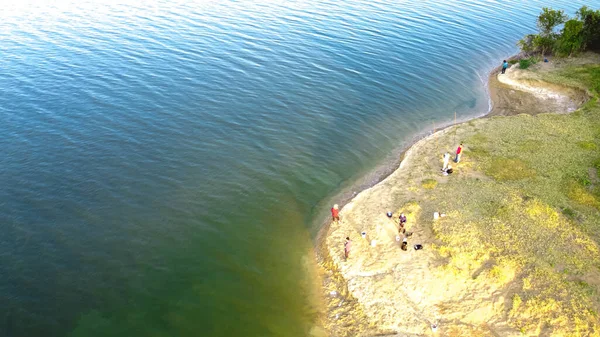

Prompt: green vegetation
[594,158,600,171]
[518,6,600,57]
[417,61,600,336]
[519,57,539,69]
[421,178,438,189]
[578,140,598,150]
[485,158,536,181]
[519,58,532,69]
[515,56,541,70]
[541,64,600,96]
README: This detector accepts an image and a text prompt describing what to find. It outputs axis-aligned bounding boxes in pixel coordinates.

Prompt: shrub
[517,6,600,56]
[519,58,532,69]
[556,19,585,56]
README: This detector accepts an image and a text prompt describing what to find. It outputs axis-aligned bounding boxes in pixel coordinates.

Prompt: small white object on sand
[433,212,439,220]
[361,231,367,239]
[371,240,377,247]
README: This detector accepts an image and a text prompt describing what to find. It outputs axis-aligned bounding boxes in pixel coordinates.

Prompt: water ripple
[0,0,593,336]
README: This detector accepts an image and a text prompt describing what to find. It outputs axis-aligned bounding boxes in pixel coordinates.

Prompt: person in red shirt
[455,143,463,163]
[331,204,340,222]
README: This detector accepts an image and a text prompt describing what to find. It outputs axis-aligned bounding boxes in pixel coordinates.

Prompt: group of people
[333,142,465,259]
[398,213,410,251]
[442,143,463,173]
[334,209,412,258]
[331,204,352,259]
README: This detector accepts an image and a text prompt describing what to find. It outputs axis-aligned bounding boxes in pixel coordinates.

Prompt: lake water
[0,0,593,336]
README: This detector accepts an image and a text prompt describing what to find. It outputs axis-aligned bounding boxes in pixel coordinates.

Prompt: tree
[537,7,568,36]
[576,5,595,20]
[576,6,600,51]
[517,6,600,57]
[521,8,569,56]
[556,19,584,56]
[532,34,558,55]
[517,34,537,55]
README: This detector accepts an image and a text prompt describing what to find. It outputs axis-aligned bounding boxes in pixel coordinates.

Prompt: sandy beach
[319,53,600,336]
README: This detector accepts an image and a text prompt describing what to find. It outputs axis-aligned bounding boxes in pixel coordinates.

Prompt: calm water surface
[0,0,593,336]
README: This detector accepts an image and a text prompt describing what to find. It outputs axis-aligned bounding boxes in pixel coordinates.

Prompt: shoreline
[314,55,589,336]
[314,63,501,337]
[314,57,515,248]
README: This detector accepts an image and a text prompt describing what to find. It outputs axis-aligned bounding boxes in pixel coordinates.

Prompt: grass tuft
[421,178,438,189]
[578,141,598,150]
[594,158,600,171]
[567,181,600,210]
[561,207,577,219]
[519,58,537,70]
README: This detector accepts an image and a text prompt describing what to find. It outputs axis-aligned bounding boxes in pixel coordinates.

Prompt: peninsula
[323,53,600,336]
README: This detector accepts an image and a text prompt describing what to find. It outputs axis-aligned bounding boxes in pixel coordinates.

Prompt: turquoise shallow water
[0,1,594,336]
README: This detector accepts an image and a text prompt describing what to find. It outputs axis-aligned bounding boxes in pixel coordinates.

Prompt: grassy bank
[326,54,600,336]
[412,59,600,335]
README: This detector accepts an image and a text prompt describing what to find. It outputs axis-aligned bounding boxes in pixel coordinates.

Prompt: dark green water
[0,0,593,336]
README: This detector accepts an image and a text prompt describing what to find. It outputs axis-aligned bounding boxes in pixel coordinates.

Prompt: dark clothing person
[344,237,352,259]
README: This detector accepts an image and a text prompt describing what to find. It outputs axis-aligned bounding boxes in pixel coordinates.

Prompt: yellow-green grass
[421,178,438,189]
[542,64,600,96]
[418,63,600,336]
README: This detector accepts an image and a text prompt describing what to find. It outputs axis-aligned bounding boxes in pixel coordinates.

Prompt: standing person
[399,213,407,226]
[401,237,408,251]
[344,237,352,259]
[442,152,450,171]
[331,204,340,222]
[455,143,463,163]
[501,60,509,74]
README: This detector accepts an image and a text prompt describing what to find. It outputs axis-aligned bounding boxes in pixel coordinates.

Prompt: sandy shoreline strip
[316,58,586,336]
